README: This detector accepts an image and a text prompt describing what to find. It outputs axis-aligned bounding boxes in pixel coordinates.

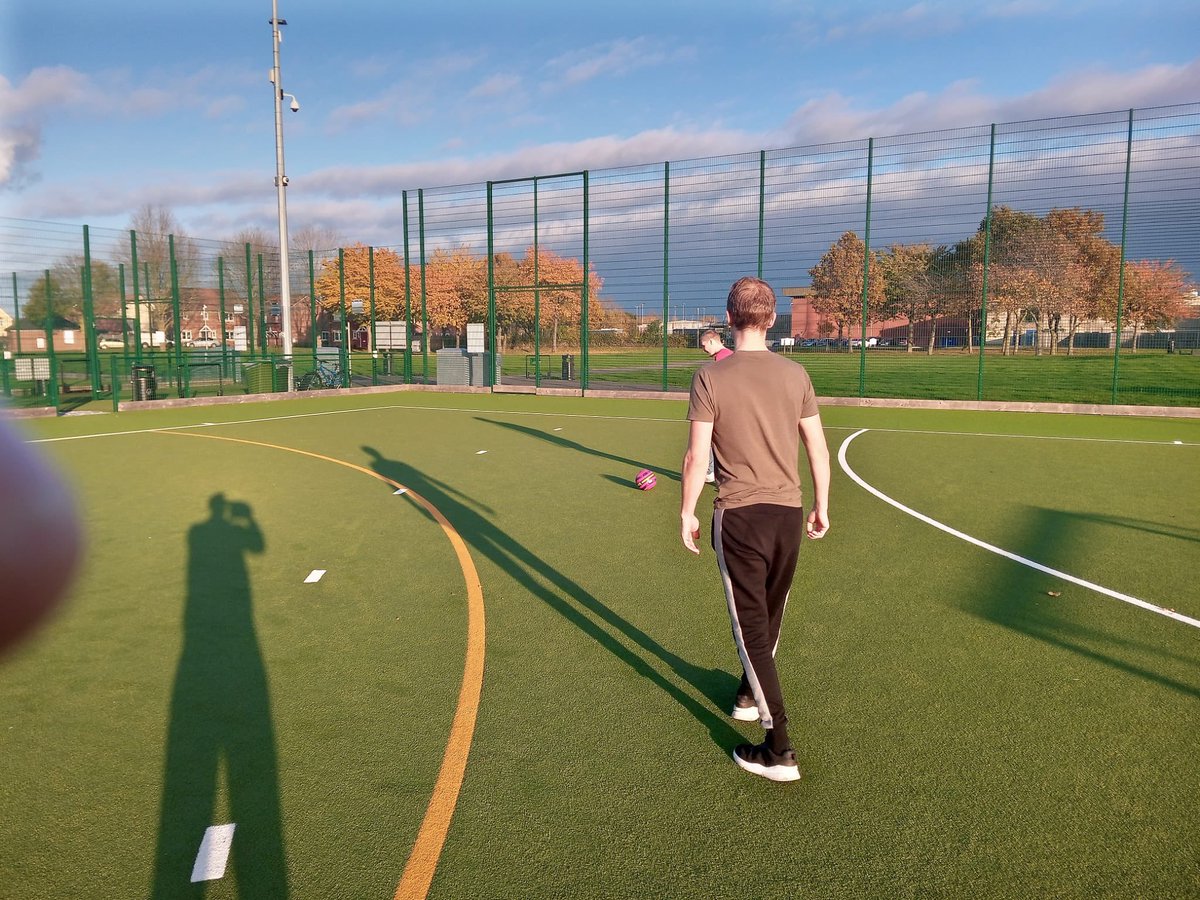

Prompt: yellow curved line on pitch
[163,431,484,900]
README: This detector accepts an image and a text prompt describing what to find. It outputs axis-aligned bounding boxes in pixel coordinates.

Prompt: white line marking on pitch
[26,399,1198,446]
[476,449,488,454]
[305,569,326,583]
[191,824,236,883]
[838,428,1200,630]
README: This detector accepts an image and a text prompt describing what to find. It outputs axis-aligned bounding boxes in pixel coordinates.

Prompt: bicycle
[296,359,342,390]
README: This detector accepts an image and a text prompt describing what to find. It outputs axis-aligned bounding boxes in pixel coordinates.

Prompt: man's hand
[681,513,702,555]
[806,506,829,540]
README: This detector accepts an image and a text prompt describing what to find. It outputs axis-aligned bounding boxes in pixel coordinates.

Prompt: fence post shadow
[361,446,743,754]
[962,506,1199,699]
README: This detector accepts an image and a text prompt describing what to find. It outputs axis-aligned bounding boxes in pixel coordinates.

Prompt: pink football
[635,469,657,491]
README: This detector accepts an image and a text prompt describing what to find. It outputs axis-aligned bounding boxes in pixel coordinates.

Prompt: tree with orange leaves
[1121,260,1192,352]
[313,244,406,344]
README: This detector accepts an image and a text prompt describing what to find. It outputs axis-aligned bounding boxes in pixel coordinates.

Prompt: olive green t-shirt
[687,350,819,509]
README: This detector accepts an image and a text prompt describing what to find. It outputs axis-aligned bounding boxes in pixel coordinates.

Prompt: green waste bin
[243,362,274,394]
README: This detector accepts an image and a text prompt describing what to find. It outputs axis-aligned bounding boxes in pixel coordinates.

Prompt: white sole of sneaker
[732,751,801,782]
[730,705,760,722]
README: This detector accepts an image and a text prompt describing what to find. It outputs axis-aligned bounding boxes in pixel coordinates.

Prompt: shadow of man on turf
[151,494,288,898]
[964,506,1198,699]
[361,446,743,753]
[473,417,682,482]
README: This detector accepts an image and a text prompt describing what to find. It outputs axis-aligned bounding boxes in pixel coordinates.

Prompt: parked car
[850,337,879,348]
[97,335,126,350]
[187,338,220,349]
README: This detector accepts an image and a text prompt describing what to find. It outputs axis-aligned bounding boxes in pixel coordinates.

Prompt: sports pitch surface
[3,392,1198,898]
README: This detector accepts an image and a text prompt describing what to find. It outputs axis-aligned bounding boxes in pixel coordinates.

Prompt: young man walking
[680,276,830,782]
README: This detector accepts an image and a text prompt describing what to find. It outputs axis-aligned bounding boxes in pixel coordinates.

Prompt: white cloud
[548,38,671,87]
[205,96,247,119]
[468,73,521,99]
[774,59,1200,146]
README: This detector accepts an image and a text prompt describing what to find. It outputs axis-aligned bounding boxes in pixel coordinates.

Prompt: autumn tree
[809,231,885,342]
[968,207,1050,355]
[514,247,603,351]
[1121,260,1192,351]
[1040,208,1120,354]
[422,247,489,345]
[313,244,407,347]
[877,242,936,353]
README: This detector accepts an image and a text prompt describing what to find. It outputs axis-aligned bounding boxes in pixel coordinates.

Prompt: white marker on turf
[838,429,1200,631]
[304,569,326,583]
[476,450,488,455]
[191,824,236,882]
[393,488,408,495]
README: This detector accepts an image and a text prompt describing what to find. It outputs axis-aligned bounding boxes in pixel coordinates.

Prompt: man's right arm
[799,413,830,539]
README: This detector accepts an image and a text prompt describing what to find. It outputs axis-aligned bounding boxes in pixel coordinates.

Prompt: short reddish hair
[726,276,776,330]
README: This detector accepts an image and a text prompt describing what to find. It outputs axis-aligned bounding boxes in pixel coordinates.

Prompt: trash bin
[561,354,575,380]
[131,364,156,401]
[274,363,292,391]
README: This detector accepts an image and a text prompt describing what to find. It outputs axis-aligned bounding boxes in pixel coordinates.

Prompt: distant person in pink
[699,330,733,483]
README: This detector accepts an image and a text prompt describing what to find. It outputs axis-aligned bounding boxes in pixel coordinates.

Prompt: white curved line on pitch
[837,428,1200,630]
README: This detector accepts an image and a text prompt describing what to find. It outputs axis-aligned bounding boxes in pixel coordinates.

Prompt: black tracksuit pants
[712,503,805,752]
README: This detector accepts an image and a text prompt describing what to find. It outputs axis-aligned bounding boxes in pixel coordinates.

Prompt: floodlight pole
[270,0,294,359]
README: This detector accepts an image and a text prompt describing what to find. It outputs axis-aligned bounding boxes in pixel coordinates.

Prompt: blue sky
[2,0,1199,247]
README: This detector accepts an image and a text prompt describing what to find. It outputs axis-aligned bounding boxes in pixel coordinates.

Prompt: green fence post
[308,250,317,373]
[43,270,59,410]
[978,124,996,400]
[402,190,413,383]
[10,272,20,355]
[486,181,496,388]
[111,354,120,413]
[419,188,428,381]
[218,257,229,378]
[143,262,152,359]
[534,178,541,388]
[257,252,267,354]
[130,231,143,363]
[169,234,183,381]
[82,224,101,397]
[757,150,766,279]
[662,161,670,392]
[118,263,129,367]
[368,245,377,383]
[1112,108,1134,405]
[338,248,349,385]
[581,170,590,392]
[858,138,874,397]
[244,242,255,354]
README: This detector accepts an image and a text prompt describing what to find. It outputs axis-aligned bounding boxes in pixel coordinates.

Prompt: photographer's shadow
[151,494,287,898]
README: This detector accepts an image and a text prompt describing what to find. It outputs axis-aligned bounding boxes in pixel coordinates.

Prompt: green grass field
[2,392,1198,898]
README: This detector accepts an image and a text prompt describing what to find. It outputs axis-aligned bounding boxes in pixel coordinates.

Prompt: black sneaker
[730,695,760,722]
[732,741,801,782]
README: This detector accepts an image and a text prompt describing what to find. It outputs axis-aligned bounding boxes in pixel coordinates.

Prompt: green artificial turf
[2,394,1197,898]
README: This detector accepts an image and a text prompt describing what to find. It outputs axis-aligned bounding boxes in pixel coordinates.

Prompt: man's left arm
[799,413,830,539]
[680,419,713,554]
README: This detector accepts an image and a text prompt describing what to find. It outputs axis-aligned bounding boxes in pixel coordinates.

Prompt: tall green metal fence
[2,104,1198,413]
